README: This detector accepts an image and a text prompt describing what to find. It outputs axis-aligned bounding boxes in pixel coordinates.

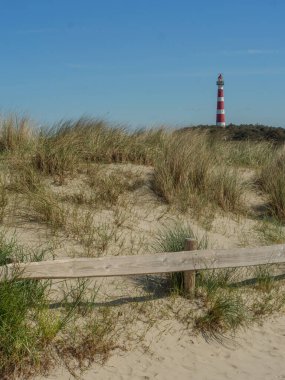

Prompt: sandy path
[39,314,285,380]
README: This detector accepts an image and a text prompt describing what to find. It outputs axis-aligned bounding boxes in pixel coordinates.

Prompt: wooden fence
[1,240,285,295]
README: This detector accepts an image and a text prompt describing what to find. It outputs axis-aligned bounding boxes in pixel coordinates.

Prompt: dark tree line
[180,124,285,144]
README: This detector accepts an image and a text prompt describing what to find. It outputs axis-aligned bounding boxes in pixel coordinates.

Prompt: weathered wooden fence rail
[1,243,285,288]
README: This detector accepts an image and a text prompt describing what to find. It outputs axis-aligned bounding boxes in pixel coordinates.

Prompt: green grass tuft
[194,293,248,340]
[153,223,207,294]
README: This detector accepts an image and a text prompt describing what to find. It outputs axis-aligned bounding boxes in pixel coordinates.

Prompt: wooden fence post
[184,238,198,297]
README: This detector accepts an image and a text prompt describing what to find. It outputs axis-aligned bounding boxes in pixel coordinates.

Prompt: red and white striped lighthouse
[216,74,226,127]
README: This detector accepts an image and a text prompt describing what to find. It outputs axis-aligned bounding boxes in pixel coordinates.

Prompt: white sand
[38,314,285,380]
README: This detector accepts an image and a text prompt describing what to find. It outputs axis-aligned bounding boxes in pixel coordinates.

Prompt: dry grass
[258,150,285,223]
[0,118,257,216]
[152,223,285,341]
[254,218,285,245]
[0,236,124,379]
[217,140,275,168]
[152,132,246,213]
[208,166,246,212]
[1,116,285,377]
[0,178,8,223]
[194,292,248,340]
[32,126,83,184]
[152,133,213,208]
[86,166,143,207]
[0,117,35,154]
[26,188,67,230]
[31,120,165,174]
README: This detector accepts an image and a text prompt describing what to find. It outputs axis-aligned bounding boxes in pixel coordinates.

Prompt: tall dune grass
[215,140,275,168]
[152,132,245,212]
[259,150,285,223]
[1,116,282,217]
[152,133,212,205]
[208,166,245,212]
[33,119,165,168]
[0,117,35,153]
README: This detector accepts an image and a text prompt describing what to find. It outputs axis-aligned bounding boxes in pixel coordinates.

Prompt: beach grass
[1,116,285,377]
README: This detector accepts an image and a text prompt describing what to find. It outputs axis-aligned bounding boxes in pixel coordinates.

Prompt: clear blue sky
[0,0,284,128]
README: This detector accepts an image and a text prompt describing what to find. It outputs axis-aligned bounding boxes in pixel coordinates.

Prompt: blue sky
[0,0,284,128]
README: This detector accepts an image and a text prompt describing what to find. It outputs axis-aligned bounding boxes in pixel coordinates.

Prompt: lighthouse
[216,74,226,127]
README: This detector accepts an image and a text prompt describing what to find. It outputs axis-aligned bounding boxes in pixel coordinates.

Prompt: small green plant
[194,293,248,340]
[26,187,67,231]
[56,307,118,374]
[66,208,116,256]
[0,234,119,378]
[255,218,285,245]
[0,236,51,377]
[153,223,207,294]
[251,289,285,318]
[196,268,240,303]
